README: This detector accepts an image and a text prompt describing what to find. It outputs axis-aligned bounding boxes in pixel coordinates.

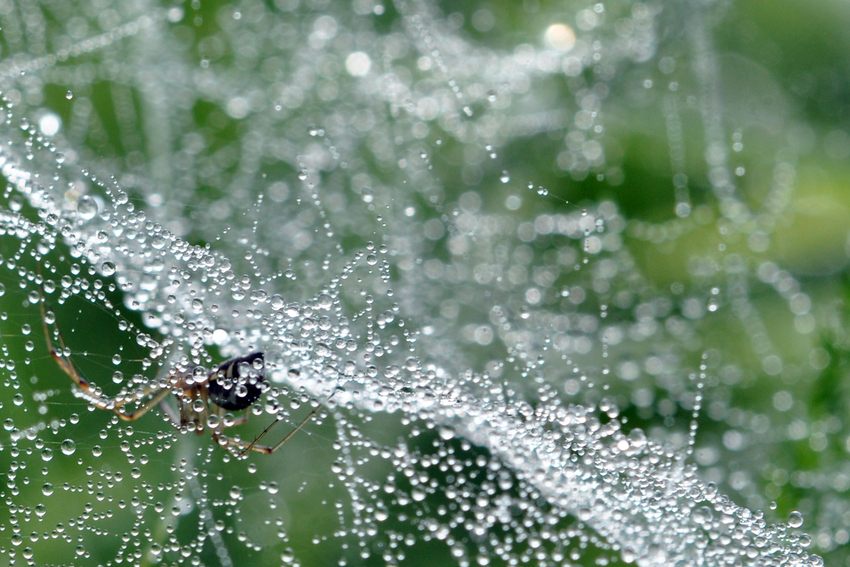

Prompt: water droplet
[76,195,98,220]
[60,439,76,455]
[788,510,804,528]
[500,170,510,183]
[101,261,116,276]
[317,293,333,310]
[65,90,74,100]
[42,483,54,496]
[361,187,374,203]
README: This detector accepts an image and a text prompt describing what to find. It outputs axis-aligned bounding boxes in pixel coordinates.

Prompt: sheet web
[0,0,838,566]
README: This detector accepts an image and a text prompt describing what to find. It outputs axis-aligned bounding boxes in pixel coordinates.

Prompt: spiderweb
[0,0,839,566]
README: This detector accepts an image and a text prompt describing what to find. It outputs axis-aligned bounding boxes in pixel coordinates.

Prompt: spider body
[206,351,265,411]
[169,352,266,433]
[40,292,328,456]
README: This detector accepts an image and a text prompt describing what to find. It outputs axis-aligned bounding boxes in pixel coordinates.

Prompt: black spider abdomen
[208,351,265,411]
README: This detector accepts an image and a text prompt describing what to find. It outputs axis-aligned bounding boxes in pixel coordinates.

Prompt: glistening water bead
[76,195,98,220]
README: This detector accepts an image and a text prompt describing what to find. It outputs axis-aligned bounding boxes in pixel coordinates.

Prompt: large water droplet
[76,195,98,220]
[788,510,804,528]
[60,439,76,455]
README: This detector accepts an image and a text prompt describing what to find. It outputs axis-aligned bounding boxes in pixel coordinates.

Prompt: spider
[39,293,329,456]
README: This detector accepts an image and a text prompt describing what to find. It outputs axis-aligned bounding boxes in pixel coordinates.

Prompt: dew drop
[101,261,116,276]
[76,195,98,220]
[788,510,804,528]
[60,439,76,455]
[42,482,54,496]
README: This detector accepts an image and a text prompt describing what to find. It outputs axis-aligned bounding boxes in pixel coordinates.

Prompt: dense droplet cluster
[0,0,836,566]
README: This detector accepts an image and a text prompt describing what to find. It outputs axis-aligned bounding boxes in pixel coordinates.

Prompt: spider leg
[40,287,93,393]
[113,387,174,421]
[238,391,336,457]
[228,407,251,427]
[66,372,173,421]
[157,395,181,426]
[40,283,172,421]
